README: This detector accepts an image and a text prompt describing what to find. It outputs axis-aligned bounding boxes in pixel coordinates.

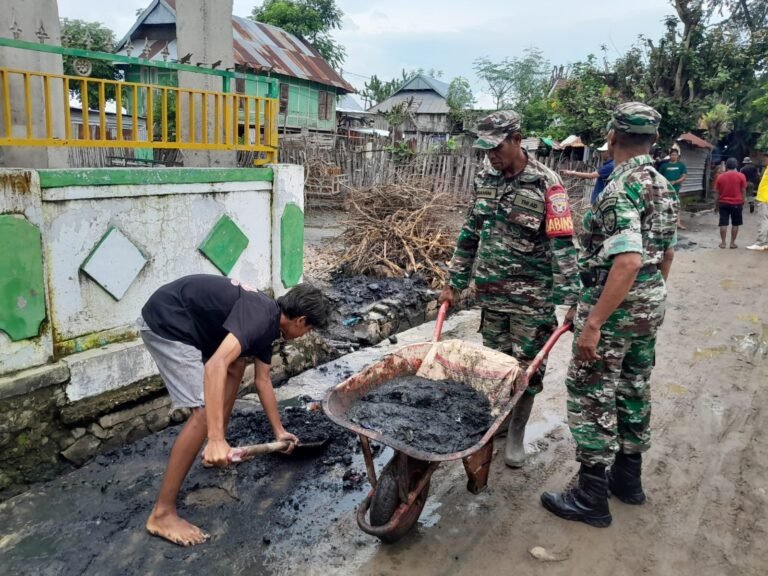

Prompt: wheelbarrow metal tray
[323,339,526,463]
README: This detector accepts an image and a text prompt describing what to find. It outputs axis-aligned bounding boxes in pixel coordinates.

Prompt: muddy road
[2,211,768,575]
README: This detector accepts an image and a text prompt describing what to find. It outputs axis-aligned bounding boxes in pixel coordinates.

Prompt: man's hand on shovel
[202,438,232,468]
[275,430,299,454]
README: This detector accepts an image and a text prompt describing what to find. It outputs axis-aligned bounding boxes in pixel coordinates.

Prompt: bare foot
[677,223,687,230]
[146,510,210,546]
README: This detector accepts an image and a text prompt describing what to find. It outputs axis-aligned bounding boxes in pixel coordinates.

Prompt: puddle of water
[419,497,442,528]
[731,331,768,363]
[526,411,565,445]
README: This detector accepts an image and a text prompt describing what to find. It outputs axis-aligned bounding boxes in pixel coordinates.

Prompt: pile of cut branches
[339,183,456,288]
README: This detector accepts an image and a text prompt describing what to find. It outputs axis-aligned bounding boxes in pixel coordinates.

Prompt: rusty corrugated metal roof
[117,0,354,93]
[677,132,714,150]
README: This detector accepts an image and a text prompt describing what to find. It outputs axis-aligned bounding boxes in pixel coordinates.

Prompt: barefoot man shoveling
[137,274,332,546]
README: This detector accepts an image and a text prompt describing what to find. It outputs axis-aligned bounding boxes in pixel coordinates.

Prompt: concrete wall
[1,165,303,378]
[0,0,68,168]
[0,164,304,496]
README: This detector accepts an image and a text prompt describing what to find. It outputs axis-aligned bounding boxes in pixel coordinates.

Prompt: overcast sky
[57,0,678,106]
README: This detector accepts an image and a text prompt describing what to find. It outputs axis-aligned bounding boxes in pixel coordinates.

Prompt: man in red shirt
[715,157,747,249]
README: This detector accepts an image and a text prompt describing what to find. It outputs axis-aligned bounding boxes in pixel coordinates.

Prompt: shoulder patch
[544,184,574,238]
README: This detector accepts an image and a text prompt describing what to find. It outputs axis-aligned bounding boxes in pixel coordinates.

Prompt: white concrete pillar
[270,164,305,296]
[0,1,68,168]
[175,0,236,167]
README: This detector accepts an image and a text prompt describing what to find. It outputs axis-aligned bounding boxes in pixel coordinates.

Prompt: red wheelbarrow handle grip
[433,301,450,342]
[525,322,573,379]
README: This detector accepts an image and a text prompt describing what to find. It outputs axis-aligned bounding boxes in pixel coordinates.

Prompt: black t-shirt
[141,275,280,363]
[741,164,760,186]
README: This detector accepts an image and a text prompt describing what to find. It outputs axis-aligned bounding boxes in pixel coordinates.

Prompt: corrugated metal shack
[676,132,713,196]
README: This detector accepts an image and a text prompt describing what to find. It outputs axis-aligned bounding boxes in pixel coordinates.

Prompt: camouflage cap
[472,111,522,150]
[611,102,661,135]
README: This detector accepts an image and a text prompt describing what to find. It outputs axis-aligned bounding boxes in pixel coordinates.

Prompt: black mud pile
[347,376,492,454]
[322,274,435,342]
[0,404,370,576]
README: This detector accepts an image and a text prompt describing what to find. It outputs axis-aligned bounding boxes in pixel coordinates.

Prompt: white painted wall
[42,180,273,342]
[1,165,307,404]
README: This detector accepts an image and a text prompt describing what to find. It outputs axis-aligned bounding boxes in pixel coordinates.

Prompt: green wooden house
[114,0,354,133]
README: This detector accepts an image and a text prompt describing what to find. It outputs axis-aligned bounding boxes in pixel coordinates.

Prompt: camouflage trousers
[566,281,666,467]
[480,308,557,395]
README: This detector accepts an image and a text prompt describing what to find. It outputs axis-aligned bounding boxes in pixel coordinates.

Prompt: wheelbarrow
[323,302,571,543]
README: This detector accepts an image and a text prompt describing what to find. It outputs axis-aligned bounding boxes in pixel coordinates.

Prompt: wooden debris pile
[339,183,457,287]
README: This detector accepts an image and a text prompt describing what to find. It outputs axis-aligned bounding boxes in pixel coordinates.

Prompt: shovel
[227,435,329,464]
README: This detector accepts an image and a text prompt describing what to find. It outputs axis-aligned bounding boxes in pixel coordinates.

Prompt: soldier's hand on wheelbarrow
[576,321,601,361]
[274,429,299,454]
[202,438,232,468]
[438,285,455,307]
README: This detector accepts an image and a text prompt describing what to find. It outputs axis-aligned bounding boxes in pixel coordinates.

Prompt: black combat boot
[540,464,612,527]
[607,452,646,505]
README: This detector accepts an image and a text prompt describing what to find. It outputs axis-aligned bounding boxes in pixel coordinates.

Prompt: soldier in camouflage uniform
[541,102,679,527]
[439,111,580,468]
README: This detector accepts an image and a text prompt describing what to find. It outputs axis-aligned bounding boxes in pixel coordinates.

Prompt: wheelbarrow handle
[433,301,450,342]
[525,322,573,379]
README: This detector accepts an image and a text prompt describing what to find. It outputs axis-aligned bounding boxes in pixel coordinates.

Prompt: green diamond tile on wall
[81,227,148,300]
[281,203,304,288]
[0,215,47,341]
[199,215,249,275]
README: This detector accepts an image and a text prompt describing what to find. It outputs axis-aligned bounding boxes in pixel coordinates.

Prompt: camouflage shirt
[579,154,679,274]
[448,154,580,314]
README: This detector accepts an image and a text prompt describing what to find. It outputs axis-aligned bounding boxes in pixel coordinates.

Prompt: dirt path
[275,211,768,576]
[1,210,767,575]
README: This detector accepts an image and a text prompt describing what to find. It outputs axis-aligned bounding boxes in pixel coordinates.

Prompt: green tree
[60,19,121,103]
[473,57,515,110]
[250,0,346,69]
[474,48,550,110]
[553,56,621,144]
[446,76,475,129]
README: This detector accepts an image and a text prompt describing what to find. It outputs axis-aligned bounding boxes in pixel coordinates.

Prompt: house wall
[0,165,305,495]
[124,68,337,133]
[270,76,337,132]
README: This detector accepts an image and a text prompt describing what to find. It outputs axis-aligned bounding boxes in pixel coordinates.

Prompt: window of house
[279,83,289,114]
[318,90,333,121]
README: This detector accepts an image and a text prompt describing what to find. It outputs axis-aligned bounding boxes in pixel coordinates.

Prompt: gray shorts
[137,316,205,410]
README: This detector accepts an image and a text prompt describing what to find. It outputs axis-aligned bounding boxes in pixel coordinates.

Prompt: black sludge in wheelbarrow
[347,376,492,454]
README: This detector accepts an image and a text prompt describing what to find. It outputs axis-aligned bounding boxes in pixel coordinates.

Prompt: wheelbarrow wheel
[370,458,431,543]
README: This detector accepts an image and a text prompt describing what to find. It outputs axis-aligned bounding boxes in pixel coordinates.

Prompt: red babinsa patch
[545,185,574,237]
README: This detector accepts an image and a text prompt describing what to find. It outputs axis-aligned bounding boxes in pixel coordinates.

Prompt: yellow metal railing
[0,67,279,165]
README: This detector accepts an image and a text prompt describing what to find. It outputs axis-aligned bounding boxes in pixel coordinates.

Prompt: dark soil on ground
[347,376,492,454]
[0,403,372,576]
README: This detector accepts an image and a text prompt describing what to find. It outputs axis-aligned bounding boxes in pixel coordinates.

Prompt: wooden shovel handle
[228,441,291,463]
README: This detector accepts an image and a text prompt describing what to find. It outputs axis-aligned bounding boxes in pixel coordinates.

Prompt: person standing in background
[562,142,614,205]
[659,148,687,230]
[714,158,747,249]
[746,166,768,251]
[740,157,761,212]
